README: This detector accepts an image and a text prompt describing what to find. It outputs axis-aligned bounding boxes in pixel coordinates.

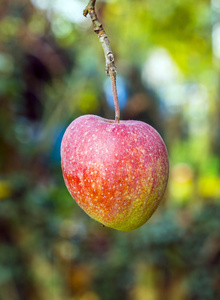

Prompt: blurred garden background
[1,0,220,299]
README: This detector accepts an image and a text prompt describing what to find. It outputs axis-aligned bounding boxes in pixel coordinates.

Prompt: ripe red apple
[61,114,169,231]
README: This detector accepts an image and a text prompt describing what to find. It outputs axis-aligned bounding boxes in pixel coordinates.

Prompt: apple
[61,114,169,231]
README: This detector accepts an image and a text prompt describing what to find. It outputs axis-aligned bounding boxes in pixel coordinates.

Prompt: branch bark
[83,0,120,122]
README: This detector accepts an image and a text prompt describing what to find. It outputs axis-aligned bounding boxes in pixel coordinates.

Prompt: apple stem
[83,0,120,123]
[110,72,120,122]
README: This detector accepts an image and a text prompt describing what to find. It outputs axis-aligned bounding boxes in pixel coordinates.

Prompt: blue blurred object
[104,76,128,110]
[50,127,66,163]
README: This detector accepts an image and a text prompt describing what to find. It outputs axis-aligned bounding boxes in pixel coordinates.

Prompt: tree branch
[83,0,120,122]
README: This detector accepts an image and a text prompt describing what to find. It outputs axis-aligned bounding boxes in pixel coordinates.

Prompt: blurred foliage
[0,0,220,299]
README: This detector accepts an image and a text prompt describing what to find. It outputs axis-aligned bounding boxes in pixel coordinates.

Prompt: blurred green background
[0,0,220,299]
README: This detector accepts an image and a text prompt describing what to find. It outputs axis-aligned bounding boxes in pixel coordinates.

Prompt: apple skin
[61,114,169,231]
